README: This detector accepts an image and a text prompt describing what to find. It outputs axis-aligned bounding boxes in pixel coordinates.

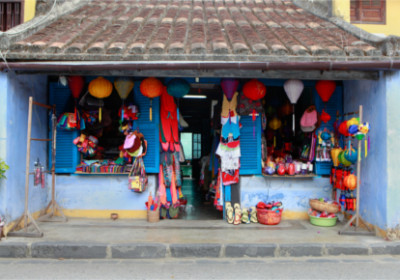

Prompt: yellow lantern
[269,117,282,131]
[88,77,113,122]
[346,117,359,129]
[330,147,342,167]
[114,78,134,121]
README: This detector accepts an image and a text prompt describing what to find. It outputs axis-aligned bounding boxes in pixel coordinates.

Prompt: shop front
[1,0,400,236]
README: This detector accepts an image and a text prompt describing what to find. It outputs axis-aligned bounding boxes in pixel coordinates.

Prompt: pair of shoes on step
[249,206,258,223]
[241,208,250,224]
[233,203,242,225]
[226,202,234,224]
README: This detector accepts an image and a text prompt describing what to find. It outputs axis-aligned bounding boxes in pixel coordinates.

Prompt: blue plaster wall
[343,76,387,229]
[0,73,8,217]
[54,175,156,211]
[240,176,331,212]
[385,71,400,229]
[2,72,49,222]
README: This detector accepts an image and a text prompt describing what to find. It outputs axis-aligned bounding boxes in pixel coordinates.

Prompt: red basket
[257,208,283,225]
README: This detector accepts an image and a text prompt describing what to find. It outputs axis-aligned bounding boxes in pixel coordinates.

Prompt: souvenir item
[221,78,239,100]
[114,78,134,122]
[88,77,113,122]
[129,157,148,193]
[140,77,163,121]
[316,80,336,102]
[167,78,190,98]
[242,79,266,101]
[284,79,304,133]
[300,106,318,132]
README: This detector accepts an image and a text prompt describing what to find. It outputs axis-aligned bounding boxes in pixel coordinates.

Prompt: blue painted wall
[343,76,388,229]
[0,73,8,217]
[1,72,49,222]
[54,175,156,211]
[241,176,331,212]
[385,71,400,229]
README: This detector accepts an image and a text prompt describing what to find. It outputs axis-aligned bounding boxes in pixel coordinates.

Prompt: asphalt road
[1,256,399,279]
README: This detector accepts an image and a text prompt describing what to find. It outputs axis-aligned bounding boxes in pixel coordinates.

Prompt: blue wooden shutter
[239,116,262,175]
[314,85,343,175]
[133,83,160,173]
[48,82,80,173]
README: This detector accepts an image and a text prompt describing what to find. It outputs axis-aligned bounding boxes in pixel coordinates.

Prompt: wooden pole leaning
[8,97,43,237]
[38,105,67,223]
[339,105,374,236]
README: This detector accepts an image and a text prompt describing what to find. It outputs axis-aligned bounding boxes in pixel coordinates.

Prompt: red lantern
[320,109,331,123]
[339,121,350,137]
[243,79,266,101]
[316,80,336,102]
[140,77,163,121]
[68,76,85,99]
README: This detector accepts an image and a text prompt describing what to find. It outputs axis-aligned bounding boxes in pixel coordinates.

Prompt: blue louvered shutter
[314,85,343,175]
[48,82,80,173]
[133,83,160,173]
[239,116,262,175]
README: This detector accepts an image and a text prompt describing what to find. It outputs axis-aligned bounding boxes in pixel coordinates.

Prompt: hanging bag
[57,112,78,130]
[129,157,148,193]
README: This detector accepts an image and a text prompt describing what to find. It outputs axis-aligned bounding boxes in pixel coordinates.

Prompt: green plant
[0,158,9,180]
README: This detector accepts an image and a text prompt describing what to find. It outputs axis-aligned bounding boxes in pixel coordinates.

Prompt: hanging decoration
[140,77,163,121]
[284,79,304,134]
[269,116,281,148]
[344,174,357,191]
[316,80,336,102]
[114,78,134,122]
[330,147,342,167]
[167,78,190,98]
[320,109,331,123]
[243,79,266,101]
[221,78,239,101]
[68,76,85,129]
[88,77,113,122]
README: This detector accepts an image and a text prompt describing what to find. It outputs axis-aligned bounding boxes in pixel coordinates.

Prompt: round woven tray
[309,199,339,214]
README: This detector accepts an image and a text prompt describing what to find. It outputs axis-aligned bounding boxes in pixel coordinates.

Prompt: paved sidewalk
[0,218,399,259]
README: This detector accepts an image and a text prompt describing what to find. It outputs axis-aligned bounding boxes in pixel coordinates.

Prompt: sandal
[241,208,250,224]
[225,202,234,224]
[233,203,242,225]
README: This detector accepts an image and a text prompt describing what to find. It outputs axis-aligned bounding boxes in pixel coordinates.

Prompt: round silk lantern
[316,80,336,102]
[339,151,352,167]
[358,122,370,134]
[348,125,359,135]
[320,109,331,123]
[243,79,266,101]
[114,78,134,122]
[167,78,190,98]
[88,77,113,122]
[280,102,293,116]
[140,77,163,121]
[68,76,85,99]
[339,121,350,137]
[344,146,358,164]
[331,147,343,167]
[347,117,359,128]
[221,78,239,100]
[269,117,282,130]
[344,174,357,190]
[284,79,304,135]
[355,132,365,140]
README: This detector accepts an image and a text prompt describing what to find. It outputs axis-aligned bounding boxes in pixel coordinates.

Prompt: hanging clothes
[160,87,180,152]
[221,92,238,119]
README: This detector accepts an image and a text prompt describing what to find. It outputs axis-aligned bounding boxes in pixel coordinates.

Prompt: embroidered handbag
[57,112,77,130]
[128,157,148,193]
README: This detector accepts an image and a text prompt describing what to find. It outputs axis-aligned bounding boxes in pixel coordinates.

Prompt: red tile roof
[3,0,396,62]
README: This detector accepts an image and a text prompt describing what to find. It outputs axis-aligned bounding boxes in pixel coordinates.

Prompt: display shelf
[74,172,129,175]
[262,174,317,179]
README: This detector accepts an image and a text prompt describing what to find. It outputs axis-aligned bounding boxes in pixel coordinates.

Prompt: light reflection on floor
[180,178,222,220]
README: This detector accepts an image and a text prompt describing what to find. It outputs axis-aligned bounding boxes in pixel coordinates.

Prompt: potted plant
[0,158,9,180]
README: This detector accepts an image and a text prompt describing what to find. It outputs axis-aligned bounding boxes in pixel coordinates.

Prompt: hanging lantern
[331,147,343,167]
[338,151,352,167]
[221,78,239,100]
[344,146,358,164]
[88,77,113,122]
[320,109,331,123]
[269,117,282,131]
[316,80,336,102]
[140,77,163,121]
[348,125,359,135]
[344,174,357,191]
[283,79,304,135]
[284,79,304,104]
[167,78,190,98]
[68,76,85,99]
[243,79,266,101]
[339,121,350,137]
[279,102,293,116]
[358,122,370,134]
[347,117,360,128]
[114,78,134,122]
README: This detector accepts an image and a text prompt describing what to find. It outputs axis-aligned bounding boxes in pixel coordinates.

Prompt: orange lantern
[243,79,266,101]
[140,77,163,121]
[344,174,357,190]
[88,77,113,122]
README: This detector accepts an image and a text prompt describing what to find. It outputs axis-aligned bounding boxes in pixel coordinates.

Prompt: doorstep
[0,218,399,259]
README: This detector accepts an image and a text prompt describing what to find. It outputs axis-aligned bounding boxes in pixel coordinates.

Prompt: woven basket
[147,208,160,223]
[309,199,339,214]
[257,208,282,225]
